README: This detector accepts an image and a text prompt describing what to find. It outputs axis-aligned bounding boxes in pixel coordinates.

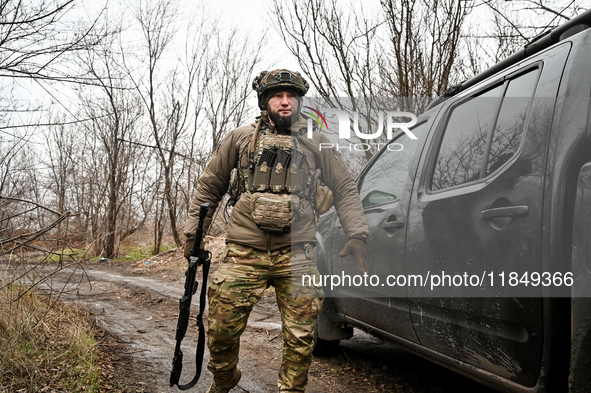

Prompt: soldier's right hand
[184,238,207,261]
[184,238,194,262]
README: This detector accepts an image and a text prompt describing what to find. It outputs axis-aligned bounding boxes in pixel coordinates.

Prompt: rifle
[170,202,211,390]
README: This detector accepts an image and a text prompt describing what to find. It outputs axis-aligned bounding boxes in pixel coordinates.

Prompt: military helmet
[252,69,309,110]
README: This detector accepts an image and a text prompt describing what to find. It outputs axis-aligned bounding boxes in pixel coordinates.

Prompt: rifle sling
[175,255,211,391]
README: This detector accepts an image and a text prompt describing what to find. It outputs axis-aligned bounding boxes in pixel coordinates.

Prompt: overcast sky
[11,0,587,130]
[183,0,302,72]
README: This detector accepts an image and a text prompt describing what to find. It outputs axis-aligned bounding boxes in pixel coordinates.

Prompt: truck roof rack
[426,8,591,111]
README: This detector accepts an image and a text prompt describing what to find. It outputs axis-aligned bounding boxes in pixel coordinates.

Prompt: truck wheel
[570,361,591,392]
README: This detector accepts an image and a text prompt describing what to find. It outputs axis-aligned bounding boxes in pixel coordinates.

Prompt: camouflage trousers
[207,242,324,392]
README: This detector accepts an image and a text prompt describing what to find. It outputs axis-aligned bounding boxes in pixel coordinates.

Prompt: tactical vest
[227,123,321,233]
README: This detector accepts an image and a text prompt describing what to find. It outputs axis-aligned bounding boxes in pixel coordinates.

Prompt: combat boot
[206,367,241,393]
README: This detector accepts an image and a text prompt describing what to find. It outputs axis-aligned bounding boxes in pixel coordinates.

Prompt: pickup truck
[314,9,591,393]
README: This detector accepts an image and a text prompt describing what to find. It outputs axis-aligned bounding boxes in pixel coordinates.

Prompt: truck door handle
[481,205,529,221]
[382,217,405,230]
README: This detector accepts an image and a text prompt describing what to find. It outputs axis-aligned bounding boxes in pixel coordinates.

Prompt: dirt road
[25,248,496,393]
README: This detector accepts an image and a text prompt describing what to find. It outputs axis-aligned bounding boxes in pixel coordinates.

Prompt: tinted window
[431,68,538,191]
[486,70,538,175]
[359,123,426,208]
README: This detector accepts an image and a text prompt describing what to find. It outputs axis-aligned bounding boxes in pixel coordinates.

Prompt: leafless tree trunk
[127,1,263,248]
[45,120,79,245]
[379,0,471,101]
[126,0,188,248]
[78,34,143,258]
[204,29,264,149]
[153,185,166,256]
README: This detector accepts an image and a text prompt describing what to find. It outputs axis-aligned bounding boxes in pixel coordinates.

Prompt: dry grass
[0,213,174,393]
[0,279,118,392]
[0,235,226,392]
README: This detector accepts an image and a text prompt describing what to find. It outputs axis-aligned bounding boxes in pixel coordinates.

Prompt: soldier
[184,69,368,393]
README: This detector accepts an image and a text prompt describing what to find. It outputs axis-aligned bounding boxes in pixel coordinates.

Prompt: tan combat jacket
[184,116,368,251]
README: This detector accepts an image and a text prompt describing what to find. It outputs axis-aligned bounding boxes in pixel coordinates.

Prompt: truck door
[329,118,431,342]
[405,43,570,386]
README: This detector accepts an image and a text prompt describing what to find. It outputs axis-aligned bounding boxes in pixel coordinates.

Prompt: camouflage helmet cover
[252,69,309,110]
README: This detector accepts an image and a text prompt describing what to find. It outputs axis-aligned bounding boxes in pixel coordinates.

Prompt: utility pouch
[315,183,334,215]
[269,148,291,193]
[251,192,292,230]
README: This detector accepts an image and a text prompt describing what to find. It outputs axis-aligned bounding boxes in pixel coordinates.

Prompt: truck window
[431,68,539,191]
[485,70,538,175]
[359,122,426,208]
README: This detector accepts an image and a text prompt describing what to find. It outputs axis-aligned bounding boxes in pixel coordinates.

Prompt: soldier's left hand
[339,238,367,274]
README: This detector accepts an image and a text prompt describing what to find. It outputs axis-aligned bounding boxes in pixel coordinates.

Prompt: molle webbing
[246,128,312,196]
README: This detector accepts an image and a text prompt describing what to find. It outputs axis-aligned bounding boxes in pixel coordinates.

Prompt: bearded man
[184,69,368,393]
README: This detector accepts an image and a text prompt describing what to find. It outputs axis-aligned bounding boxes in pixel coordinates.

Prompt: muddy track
[11,255,497,393]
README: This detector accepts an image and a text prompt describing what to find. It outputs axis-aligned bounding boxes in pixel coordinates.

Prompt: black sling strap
[170,203,211,390]
[175,256,210,390]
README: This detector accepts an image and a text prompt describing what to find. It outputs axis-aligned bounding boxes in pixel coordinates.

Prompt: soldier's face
[267,91,298,127]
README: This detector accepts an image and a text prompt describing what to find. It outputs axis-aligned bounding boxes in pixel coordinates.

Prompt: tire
[570,358,591,392]
[569,298,591,393]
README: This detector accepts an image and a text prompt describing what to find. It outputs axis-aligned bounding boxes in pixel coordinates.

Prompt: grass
[0,282,119,392]
[112,244,171,262]
[42,248,91,263]
[42,244,174,263]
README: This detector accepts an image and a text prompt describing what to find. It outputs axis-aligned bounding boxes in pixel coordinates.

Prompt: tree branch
[0,195,62,216]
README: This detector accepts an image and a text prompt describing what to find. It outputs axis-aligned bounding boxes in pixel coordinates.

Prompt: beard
[269,110,296,128]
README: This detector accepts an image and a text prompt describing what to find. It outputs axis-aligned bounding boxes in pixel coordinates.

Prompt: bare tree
[379,0,472,101]
[126,0,263,248]
[204,29,264,150]
[77,31,144,258]
[0,0,104,82]
[271,0,387,163]
[272,0,382,103]
[0,0,112,257]
[42,119,81,248]
[462,0,584,73]
[126,0,187,247]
